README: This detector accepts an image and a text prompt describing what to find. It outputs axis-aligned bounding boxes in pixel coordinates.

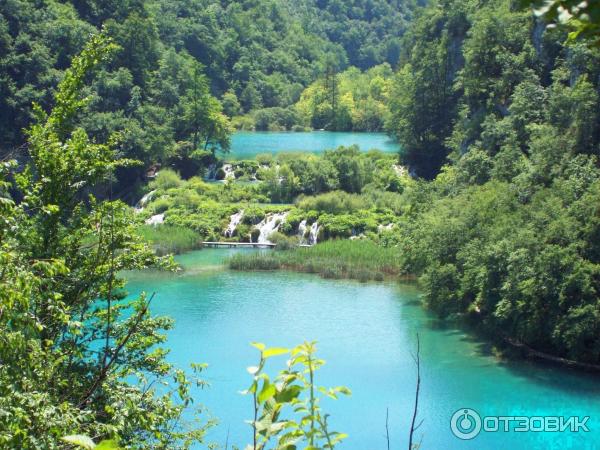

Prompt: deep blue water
[125,250,600,450]
[229,131,399,158]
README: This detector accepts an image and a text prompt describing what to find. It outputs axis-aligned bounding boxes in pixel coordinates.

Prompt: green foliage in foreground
[229,240,404,282]
[244,342,350,450]
[520,0,600,45]
[0,34,210,449]
[64,341,349,449]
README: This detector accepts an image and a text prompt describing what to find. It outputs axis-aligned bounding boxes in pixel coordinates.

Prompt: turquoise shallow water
[229,131,400,158]
[125,250,600,449]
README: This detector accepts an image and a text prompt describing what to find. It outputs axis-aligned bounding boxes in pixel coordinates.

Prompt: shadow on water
[411,301,600,396]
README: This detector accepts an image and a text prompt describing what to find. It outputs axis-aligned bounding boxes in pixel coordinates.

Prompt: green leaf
[61,435,96,450]
[263,347,289,358]
[251,342,266,352]
[96,440,121,450]
[275,385,302,403]
[258,382,276,404]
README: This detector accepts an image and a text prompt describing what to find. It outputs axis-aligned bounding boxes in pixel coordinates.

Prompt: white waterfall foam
[224,210,244,238]
[145,213,165,226]
[222,164,235,180]
[134,190,156,213]
[256,212,288,244]
[308,221,320,245]
[377,223,395,232]
[297,219,308,243]
[392,164,406,177]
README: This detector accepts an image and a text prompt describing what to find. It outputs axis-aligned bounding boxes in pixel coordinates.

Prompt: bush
[269,231,298,250]
[137,225,200,256]
[151,196,173,214]
[150,169,183,190]
[297,191,368,214]
[250,227,261,242]
[256,153,274,165]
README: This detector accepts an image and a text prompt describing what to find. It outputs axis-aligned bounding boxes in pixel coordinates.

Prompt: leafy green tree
[0,33,208,449]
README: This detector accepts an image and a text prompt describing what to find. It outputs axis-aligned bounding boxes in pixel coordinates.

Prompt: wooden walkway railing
[202,241,312,249]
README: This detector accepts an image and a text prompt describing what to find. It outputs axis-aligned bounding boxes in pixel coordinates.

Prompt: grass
[228,239,406,282]
[138,224,202,256]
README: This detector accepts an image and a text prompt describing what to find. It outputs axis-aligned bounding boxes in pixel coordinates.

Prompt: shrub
[250,227,260,242]
[151,196,173,214]
[137,225,200,255]
[269,231,298,250]
[256,153,274,165]
[150,169,183,190]
[297,191,368,214]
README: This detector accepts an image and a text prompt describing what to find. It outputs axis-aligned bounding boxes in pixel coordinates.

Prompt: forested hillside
[2,0,600,447]
[383,0,600,364]
[0,0,418,189]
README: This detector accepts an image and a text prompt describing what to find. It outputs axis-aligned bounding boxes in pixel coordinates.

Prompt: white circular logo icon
[451,408,482,440]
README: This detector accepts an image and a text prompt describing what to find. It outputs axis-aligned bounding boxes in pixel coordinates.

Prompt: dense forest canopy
[0,0,418,190]
[382,0,600,364]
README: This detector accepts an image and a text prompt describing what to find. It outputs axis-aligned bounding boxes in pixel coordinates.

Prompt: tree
[0,33,208,449]
[519,0,600,45]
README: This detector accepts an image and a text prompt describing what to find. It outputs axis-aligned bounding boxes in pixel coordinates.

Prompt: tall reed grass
[138,225,201,256]
[228,240,405,282]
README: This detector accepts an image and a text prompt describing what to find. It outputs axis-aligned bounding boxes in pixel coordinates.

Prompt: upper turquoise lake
[229,131,400,158]
[125,249,600,450]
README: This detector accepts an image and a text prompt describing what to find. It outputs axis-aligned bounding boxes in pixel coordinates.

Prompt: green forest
[1,0,600,448]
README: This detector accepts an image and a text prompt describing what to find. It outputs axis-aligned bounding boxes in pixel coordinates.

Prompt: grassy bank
[137,224,202,256]
[228,240,406,282]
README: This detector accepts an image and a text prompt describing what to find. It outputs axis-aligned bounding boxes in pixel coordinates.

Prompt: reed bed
[228,240,405,282]
[138,224,202,256]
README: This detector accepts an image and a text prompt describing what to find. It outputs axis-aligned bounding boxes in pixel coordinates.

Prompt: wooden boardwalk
[202,241,313,249]
[202,241,275,248]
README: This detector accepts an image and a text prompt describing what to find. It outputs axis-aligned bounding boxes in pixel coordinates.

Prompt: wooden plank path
[202,241,312,248]
[202,241,275,248]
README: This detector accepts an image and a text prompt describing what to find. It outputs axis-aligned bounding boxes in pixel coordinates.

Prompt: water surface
[229,131,399,158]
[125,250,600,449]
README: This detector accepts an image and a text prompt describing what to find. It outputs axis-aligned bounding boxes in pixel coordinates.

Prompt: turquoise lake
[229,131,400,158]
[125,249,600,450]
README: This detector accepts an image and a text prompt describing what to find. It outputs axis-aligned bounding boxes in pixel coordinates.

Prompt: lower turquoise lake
[229,131,400,158]
[125,249,600,449]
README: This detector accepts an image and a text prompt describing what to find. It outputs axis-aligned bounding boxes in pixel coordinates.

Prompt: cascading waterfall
[224,210,244,238]
[205,164,217,180]
[256,212,288,244]
[297,219,308,243]
[145,213,165,226]
[222,164,235,180]
[134,190,156,213]
[377,223,394,232]
[308,221,319,245]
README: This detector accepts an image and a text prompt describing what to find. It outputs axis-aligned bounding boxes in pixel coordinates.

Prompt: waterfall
[256,212,288,244]
[134,190,156,213]
[377,223,394,232]
[222,164,235,180]
[308,221,319,245]
[205,164,217,180]
[224,210,244,238]
[145,213,165,226]
[297,219,308,243]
